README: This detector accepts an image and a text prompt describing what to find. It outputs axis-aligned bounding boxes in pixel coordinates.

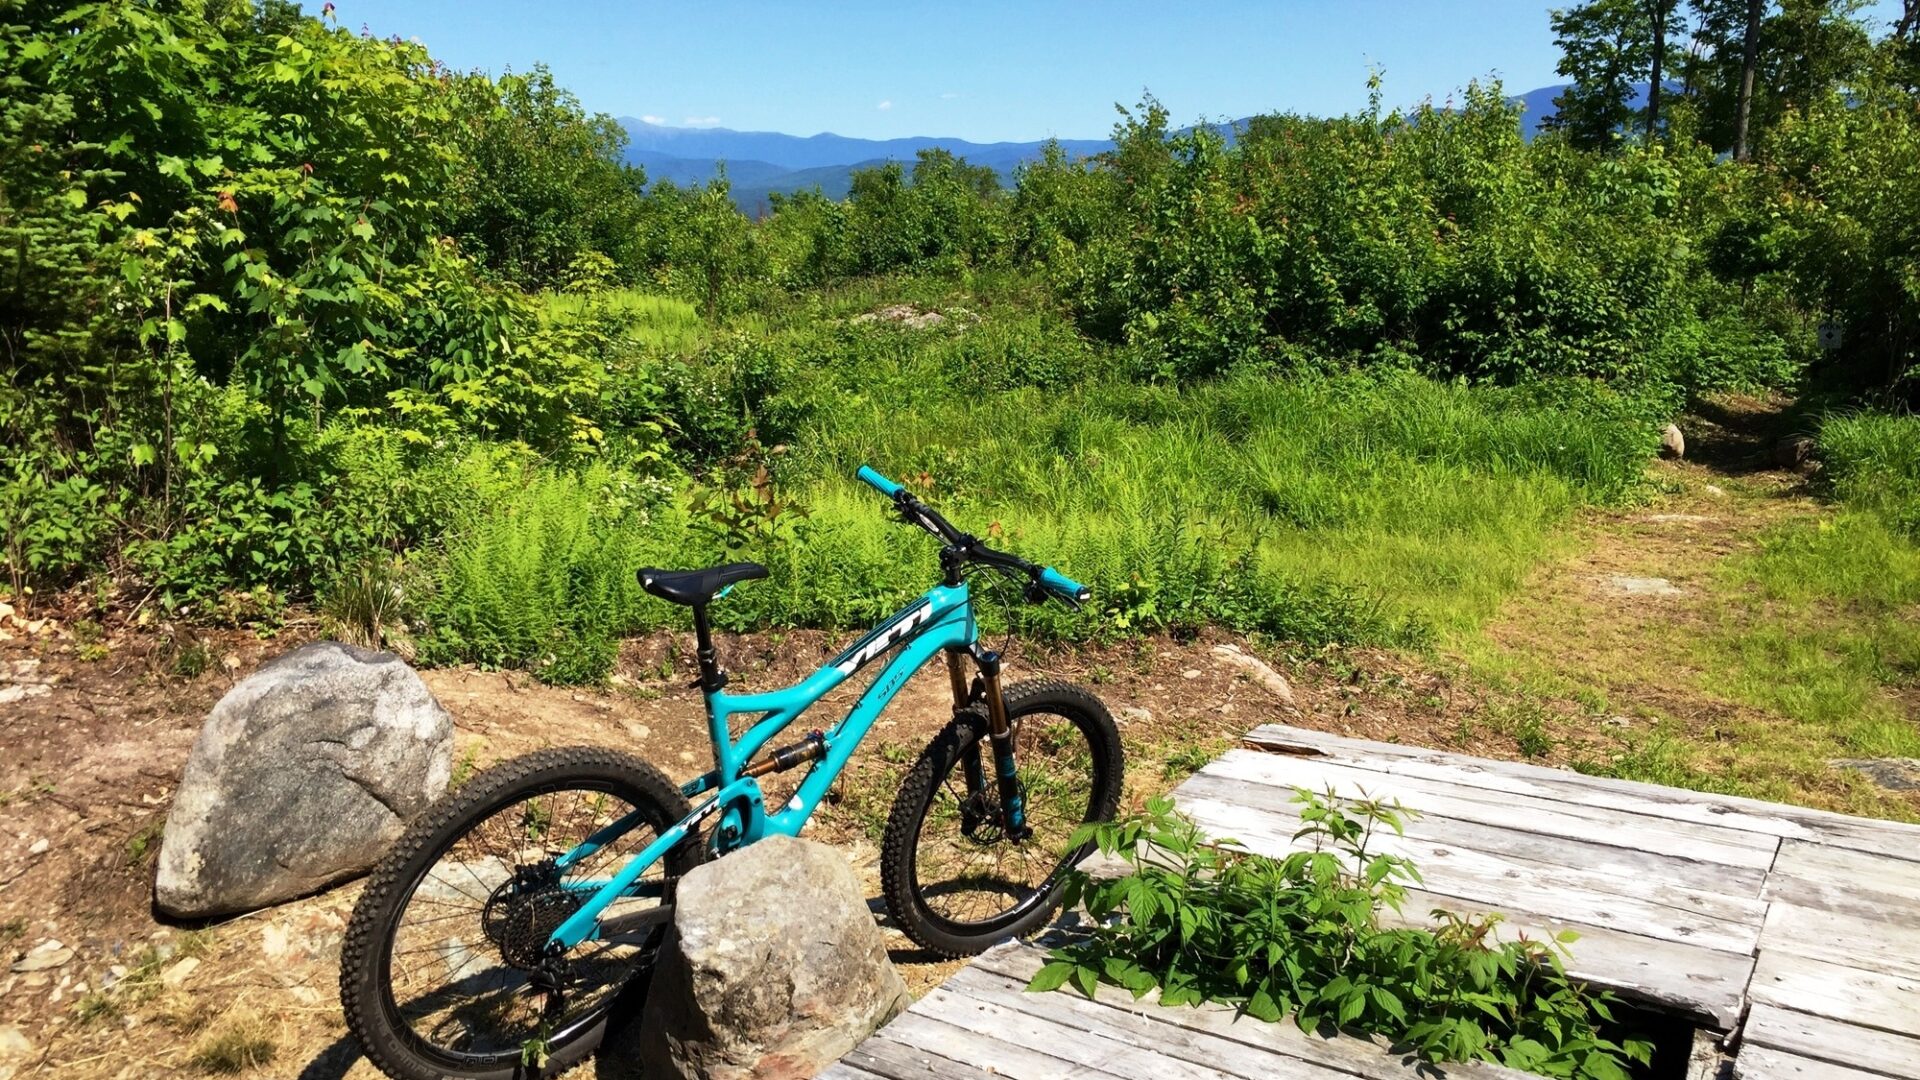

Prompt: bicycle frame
[544,579,979,952]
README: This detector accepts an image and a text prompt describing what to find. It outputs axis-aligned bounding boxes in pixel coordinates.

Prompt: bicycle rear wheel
[340,747,702,1080]
[880,679,1123,957]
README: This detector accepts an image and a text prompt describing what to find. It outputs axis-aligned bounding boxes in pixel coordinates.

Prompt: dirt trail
[1474,395,1919,819]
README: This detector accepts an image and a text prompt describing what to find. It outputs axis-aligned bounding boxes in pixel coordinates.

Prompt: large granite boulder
[611,834,909,1080]
[155,641,453,918]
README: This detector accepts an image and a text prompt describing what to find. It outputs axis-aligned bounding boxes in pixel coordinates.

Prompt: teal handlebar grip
[1038,567,1091,603]
[857,465,904,497]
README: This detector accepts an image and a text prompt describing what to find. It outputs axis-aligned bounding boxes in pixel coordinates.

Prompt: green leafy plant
[1032,793,1650,1078]
[688,431,812,559]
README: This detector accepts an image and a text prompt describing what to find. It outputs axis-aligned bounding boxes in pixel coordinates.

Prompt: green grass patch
[1820,411,1920,536]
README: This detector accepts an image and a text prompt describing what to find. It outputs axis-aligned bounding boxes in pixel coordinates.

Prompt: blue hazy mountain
[622,84,1662,211]
[1514,81,1684,139]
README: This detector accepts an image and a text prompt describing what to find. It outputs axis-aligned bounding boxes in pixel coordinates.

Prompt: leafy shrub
[1034,794,1650,1077]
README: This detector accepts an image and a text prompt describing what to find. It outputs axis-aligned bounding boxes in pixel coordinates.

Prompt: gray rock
[1659,423,1686,459]
[614,834,908,1080]
[10,940,71,973]
[1832,758,1920,792]
[1775,434,1817,471]
[155,642,453,918]
[1606,575,1683,597]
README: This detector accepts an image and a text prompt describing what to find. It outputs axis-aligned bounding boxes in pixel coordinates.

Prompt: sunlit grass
[541,288,707,353]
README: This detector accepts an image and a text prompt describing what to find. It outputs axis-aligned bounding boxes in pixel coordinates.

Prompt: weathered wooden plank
[966,942,1539,1079]
[1179,766,1771,900]
[816,1066,892,1080]
[1388,887,1749,1030]
[1758,902,1920,979]
[915,982,1255,1080]
[1199,749,1778,872]
[941,965,1360,1080]
[837,1034,1011,1080]
[1175,793,1765,954]
[1735,1044,1891,1080]
[1242,726,1920,861]
[1765,839,1920,921]
[879,1010,1134,1080]
[1748,949,1920,1036]
[1742,1004,1920,1080]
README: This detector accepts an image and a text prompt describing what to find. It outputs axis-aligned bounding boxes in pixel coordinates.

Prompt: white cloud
[640,114,666,125]
[682,115,721,127]
[877,99,892,111]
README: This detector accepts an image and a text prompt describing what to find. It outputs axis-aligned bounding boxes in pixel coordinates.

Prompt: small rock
[0,684,50,706]
[12,941,72,973]
[159,957,199,987]
[1605,575,1683,597]
[1209,644,1297,707]
[1703,484,1727,497]
[0,1024,32,1060]
[619,835,908,1080]
[1775,434,1817,471]
[1117,706,1154,726]
[260,923,289,959]
[1604,716,1631,728]
[1659,423,1685,459]
[26,838,48,856]
[1181,669,1203,680]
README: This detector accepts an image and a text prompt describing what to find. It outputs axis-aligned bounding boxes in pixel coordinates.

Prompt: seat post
[690,603,726,692]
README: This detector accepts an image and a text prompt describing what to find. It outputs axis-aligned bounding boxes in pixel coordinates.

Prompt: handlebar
[855,465,1090,608]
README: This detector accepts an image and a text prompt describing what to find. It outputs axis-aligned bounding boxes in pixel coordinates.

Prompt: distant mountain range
[622,83,1657,212]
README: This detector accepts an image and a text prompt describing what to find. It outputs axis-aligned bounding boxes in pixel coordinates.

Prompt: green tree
[444,64,649,287]
[1548,0,1654,147]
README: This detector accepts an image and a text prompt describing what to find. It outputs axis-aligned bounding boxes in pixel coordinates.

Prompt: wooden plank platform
[827,725,1920,1080]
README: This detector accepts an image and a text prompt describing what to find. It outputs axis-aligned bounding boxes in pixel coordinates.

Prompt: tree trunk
[1647,0,1672,137]
[1734,0,1765,161]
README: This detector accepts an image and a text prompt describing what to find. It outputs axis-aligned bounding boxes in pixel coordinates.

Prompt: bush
[1035,795,1650,1077]
[1820,411,1920,535]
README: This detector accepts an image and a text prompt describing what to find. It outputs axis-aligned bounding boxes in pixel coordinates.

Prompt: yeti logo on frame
[831,601,934,676]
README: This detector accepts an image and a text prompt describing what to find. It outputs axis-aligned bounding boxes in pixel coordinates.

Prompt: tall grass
[416,357,1655,682]
[541,289,707,353]
[1820,411,1920,535]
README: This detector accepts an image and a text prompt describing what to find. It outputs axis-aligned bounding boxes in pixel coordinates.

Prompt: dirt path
[1468,395,1920,820]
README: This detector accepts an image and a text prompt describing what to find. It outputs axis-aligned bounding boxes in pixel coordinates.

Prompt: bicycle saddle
[637,562,768,606]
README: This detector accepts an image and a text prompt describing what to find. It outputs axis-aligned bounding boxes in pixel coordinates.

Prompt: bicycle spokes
[384,786,669,1061]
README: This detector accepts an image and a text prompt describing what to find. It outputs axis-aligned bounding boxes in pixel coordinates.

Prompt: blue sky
[344,1,1912,142]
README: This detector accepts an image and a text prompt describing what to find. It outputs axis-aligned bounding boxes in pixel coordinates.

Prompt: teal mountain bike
[340,467,1124,1080]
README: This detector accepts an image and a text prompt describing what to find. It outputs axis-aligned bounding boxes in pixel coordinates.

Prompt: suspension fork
[967,645,1030,840]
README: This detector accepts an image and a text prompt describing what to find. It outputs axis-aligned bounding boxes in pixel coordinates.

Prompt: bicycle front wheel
[340,747,702,1080]
[881,679,1123,957]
